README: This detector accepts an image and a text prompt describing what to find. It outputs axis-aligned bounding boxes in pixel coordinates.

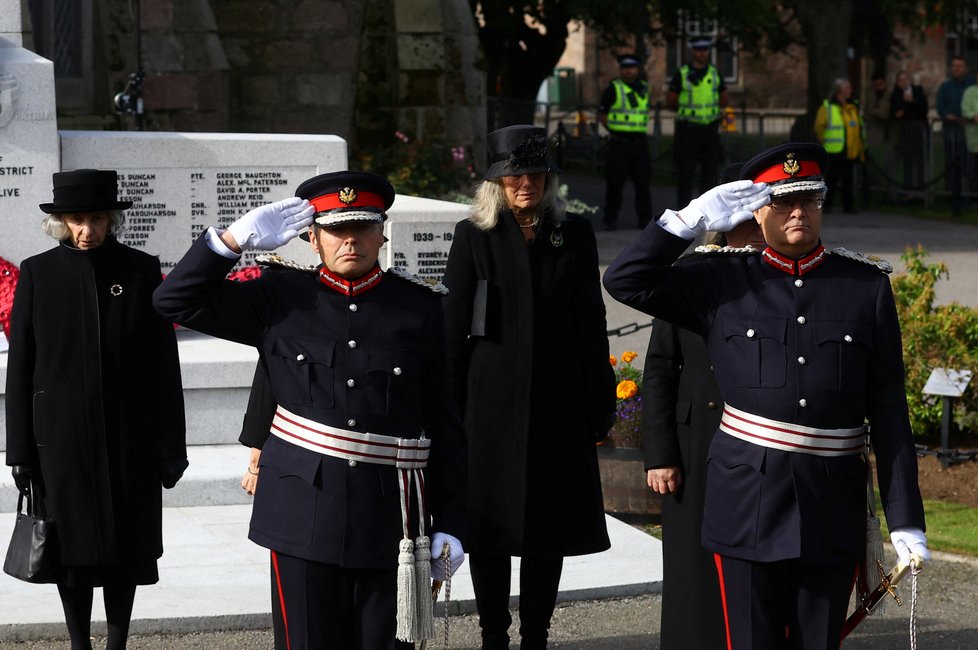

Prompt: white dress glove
[430,531,465,581]
[890,527,930,566]
[659,180,772,239]
[226,197,315,251]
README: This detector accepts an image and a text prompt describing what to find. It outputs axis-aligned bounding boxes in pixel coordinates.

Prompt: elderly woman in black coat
[5,169,187,650]
[442,125,616,649]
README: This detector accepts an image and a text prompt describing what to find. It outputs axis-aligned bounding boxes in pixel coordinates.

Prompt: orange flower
[616,380,638,400]
[609,355,617,366]
[621,350,638,363]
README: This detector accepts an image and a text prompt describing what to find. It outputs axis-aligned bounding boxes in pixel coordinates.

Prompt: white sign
[922,368,973,397]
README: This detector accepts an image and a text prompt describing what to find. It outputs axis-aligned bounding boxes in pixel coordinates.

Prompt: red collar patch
[318,264,383,296]
[761,244,826,276]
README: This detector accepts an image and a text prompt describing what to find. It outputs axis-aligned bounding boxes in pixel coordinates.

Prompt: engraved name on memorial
[113,167,317,269]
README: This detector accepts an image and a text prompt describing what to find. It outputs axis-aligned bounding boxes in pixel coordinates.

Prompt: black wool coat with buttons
[604,225,925,564]
[641,318,726,650]
[153,236,467,568]
[442,212,616,557]
[5,237,187,568]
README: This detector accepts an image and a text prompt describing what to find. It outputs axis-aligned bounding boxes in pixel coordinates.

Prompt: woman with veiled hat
[442,125,616,649]
[5,169,187,650]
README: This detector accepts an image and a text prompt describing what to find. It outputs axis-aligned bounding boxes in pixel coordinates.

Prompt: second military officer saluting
[154,171,467,650]
[603,143,929,649]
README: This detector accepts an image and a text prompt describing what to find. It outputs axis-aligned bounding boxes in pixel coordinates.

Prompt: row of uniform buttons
[349,301,360,467]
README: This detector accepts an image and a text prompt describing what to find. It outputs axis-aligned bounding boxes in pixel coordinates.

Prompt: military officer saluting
[154,171,467,650]
[603,143,928,649]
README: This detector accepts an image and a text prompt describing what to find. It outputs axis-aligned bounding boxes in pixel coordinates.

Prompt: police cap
[295,170,395,230]
[617,54,641,67]
[689,37,714,50]
[740,142,828,197]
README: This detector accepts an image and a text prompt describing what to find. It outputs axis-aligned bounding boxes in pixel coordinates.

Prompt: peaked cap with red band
[740,142,828,197]
[295,170,395,231]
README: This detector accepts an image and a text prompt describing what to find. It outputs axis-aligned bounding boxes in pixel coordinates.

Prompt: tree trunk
[793,0,853,112]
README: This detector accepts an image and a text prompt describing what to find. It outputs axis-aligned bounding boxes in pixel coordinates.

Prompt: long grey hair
[469,172,566,231]
[41,210,126,241]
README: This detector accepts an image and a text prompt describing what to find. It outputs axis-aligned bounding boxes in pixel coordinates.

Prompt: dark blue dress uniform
[153,172,467,649]
[603,143,925,648]
[605,228,925,645]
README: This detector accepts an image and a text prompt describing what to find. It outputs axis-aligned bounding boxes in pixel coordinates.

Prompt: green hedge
[891,247,978,440]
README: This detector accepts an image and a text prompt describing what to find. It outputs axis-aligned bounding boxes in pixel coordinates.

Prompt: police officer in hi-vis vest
[604,143,929,649]
[598,53,654,231]
[154,171,468,650]
[667,37,729,207]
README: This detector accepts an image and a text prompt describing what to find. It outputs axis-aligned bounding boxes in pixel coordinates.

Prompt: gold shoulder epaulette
[693,244,761,255]
[386,266,449,295]
[254,253,318,274]
[828,247,893,274]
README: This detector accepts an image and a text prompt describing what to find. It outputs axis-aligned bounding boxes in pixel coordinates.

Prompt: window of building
[27,0,94,110]
[666,14,739,86]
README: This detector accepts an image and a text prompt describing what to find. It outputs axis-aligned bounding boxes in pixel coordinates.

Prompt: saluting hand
[661,180,772,240]
[226,197,316,251]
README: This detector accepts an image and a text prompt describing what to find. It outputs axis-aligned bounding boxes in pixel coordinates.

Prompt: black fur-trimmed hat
[484,125,560,180]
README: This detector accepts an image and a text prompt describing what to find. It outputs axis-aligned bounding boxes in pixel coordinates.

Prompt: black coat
[153,237,467,568]
[642,319,725,649]
[605,226,925,564]
[442,212,615,556]
[5,237,187,567]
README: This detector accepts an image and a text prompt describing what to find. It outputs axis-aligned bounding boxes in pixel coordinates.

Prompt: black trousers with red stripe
[713,554,856,650]
[271,551,414,650]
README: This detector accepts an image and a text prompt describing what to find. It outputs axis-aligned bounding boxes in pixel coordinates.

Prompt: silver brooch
[550,225,564,248]
[110,283,124,296]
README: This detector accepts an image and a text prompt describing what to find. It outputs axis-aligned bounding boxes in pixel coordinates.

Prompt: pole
[940,395,953,467]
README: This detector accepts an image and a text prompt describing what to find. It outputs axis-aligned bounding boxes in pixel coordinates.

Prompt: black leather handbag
[3,488,60,584]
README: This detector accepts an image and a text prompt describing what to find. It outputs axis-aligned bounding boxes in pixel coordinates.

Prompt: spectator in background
[598,54,654,231]
[814,78,864,213]
[890,71,930,199]
[936,56,974,215]
[667,37,729,207]
[960,68,978,197]
[864,72,892,200]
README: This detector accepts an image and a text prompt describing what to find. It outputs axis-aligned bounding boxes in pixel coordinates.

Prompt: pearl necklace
[517,217,539,229]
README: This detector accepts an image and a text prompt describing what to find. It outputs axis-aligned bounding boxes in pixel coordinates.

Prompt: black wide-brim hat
[39,169,133,214]
[740,142,828,197]
[295,170,395,240]
[484,125,560,180]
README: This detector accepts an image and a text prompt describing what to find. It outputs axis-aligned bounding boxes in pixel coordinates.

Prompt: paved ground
[2,550,976,648]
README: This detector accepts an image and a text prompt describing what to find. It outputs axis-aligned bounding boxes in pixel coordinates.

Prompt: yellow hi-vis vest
[677,64,721,124]
[607,79,650,133]
[821,100,845,154]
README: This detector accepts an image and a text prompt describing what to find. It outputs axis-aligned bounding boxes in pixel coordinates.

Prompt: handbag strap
[16,487,34,517]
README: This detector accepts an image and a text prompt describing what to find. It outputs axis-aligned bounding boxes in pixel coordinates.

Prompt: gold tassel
[395,538,417,642]
[414,535,435,640]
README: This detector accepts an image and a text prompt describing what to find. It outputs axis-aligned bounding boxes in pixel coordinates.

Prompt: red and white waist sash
[719,404,866,457]
[270,406,430,468]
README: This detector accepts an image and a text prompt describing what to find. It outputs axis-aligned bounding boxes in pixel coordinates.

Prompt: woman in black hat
[442,126,616,649]
[5,169,187,650]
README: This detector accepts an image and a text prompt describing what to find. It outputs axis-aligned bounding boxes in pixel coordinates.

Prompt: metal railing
[491,96,978,210]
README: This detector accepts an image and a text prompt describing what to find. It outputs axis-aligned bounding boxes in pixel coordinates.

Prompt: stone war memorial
[0,0,468,513]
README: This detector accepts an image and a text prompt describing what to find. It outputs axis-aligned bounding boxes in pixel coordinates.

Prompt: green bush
[891,246,978,440]
[356,132,475,200]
